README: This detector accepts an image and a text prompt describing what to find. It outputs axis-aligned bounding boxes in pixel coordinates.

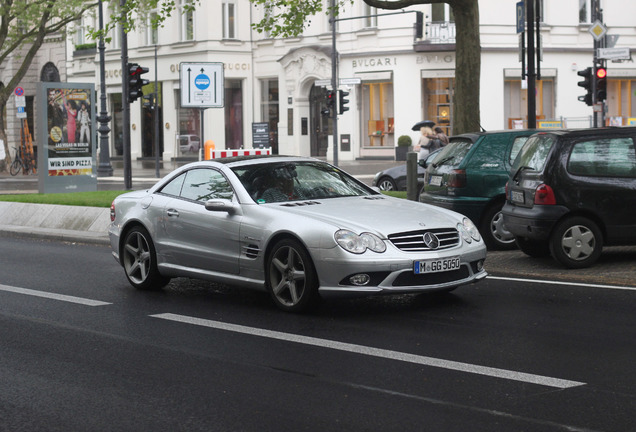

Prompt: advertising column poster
[38,82,97,193]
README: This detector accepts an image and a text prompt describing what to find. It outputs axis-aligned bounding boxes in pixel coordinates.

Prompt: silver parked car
[109,156,487,312]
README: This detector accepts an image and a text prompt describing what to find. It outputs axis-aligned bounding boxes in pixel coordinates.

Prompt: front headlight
[457,217,481,243]
[335,229,387,254]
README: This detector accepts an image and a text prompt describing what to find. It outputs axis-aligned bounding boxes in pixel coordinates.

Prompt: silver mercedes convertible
[109,156,487,312]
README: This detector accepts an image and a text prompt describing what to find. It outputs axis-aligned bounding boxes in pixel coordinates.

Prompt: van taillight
[448,169,466,188]
[534,184,556,205]
[110,202,116,222]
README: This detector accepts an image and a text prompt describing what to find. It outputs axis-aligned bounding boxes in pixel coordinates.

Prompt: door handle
[166,209,179,217]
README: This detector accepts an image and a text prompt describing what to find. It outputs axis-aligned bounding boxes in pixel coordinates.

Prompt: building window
[110,93,124,157]
[504,78,555,129]
[363,4,377,28]
[222,1,236,39]
[146,10,158,45]
[579,0,592,23]
[175,89,201,157]
[606,79,636,126]
[362,82,394,147]
[75,18,88,46]
[431,3,454,23]
[261,79,279,154]
[180,0,194,41]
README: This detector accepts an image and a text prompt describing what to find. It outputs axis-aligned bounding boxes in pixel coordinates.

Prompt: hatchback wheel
[549,217,603,269]
[481,204,516,250]
[122,226,170,290]
[266,238,319,312]
[377,176,397,191]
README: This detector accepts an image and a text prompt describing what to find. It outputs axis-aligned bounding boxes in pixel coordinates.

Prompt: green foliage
[0,191,129,208]
[397,135,412,147]
[75,42,97,51]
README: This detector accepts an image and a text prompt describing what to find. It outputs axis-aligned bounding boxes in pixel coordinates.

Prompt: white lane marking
[151,313,585,389]
[0,284,111,306]
[488,276,636,291]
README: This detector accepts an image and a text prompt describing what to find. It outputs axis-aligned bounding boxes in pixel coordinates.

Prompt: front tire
[549,216,603,269]
[122,226,170,290]
[266,238,319,313]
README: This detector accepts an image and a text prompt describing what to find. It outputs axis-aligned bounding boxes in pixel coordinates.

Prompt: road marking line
[488,276,636,291]
[151,312,585,389]
[0,284,111,306]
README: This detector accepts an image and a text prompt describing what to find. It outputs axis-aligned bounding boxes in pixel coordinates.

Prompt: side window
[569,138,636,177]
[509,136,529,164]
[180,169,234,202]
[160,173,186,197]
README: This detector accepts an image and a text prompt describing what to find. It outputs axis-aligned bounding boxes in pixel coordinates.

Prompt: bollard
[406,151,419,201]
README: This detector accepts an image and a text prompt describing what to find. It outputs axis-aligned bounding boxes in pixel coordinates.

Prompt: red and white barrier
[207,148,272,160]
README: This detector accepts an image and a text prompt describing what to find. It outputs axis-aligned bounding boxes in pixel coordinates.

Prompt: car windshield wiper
[512,165,534,182]
[432,156,454,168]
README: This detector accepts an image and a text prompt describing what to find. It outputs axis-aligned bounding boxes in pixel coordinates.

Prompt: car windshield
[232,161,375,203]
[511,134,556,173]
[431,139,472,168]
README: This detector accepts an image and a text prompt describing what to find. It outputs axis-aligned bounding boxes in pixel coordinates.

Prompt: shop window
[175,89,200,157]
[225,80,243,149]
[504,78,554,129]
[423,77,454,136]
[362,82,394,147]
[110,93,123,157]
[605,79,636,126]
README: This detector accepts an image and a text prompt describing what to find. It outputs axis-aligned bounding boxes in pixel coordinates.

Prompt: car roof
[528,126,636,138]
[450,129,537,142]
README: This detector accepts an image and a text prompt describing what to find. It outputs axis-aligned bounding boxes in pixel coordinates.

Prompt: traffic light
[127,63,149,103]
[415,11,423,39]
[577,67,593,106]
[325,90,335,115]
[595,66,607,103]
[339,89,350,114]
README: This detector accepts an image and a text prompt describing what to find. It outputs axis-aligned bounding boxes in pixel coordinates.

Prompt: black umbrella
[411,120,435,131]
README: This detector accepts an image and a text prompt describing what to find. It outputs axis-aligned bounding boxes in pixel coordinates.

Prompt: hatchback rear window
[568,137,636,177]
[511,134,555,172]
[430,139,472,168]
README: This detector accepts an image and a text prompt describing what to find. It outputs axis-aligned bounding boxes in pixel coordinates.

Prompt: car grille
[393,266,469,286]
[388,228,460,251]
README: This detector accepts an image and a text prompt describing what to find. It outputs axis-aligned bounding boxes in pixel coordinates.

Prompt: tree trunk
[450,0,481,134]
[0,93,10,171]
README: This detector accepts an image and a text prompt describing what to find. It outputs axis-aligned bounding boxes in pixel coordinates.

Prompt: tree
[0,0,198,172]
[251,0,481,135]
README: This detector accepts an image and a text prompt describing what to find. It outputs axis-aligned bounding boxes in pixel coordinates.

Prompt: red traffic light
[596,67,607,79]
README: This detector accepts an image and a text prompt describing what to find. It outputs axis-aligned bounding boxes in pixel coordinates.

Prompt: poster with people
[46,87,93,176]
[38,82,97,193]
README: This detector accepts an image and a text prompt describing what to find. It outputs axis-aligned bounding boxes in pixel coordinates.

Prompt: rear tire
[549,217,602,269]
[377,176,397,191]
[122,226,170,290]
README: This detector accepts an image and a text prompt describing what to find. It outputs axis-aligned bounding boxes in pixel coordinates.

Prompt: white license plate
[429,175,443,186]
[511,190,525,203]
[414,257,461,274]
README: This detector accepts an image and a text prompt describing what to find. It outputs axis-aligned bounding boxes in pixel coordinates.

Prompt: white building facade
[63,0,636,165]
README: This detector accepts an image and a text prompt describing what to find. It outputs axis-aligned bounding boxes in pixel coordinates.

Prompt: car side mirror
[204,198,241,215]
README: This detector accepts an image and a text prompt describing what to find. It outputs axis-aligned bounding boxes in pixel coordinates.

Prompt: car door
[163,168,242,275]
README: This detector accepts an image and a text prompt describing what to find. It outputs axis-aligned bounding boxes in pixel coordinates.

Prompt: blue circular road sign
[195,74,210,90]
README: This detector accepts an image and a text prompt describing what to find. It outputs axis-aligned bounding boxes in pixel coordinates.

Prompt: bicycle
[10,144,37,176]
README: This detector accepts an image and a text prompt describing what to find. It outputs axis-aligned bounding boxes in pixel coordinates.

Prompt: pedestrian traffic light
[127,63,149,103]
[595,66,607,103]
[339,89,350,114]
[577,67,593,106]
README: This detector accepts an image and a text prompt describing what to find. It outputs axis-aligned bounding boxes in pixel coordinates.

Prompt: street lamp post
[96,0,113,177]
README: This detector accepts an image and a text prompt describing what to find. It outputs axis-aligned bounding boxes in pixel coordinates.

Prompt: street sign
[180,62,224,108]
[339,78,361,85]
[315,79,331,87]
[14,87,24,97]
[516,1,525,34]
[588,20,607,41]
[598,47,631,60]
[16,106,27,119]
[14,95,26,107]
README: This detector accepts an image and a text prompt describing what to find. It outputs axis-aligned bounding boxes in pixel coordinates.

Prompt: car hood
[269,195,461,236]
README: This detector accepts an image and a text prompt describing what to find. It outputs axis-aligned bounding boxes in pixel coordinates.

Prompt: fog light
[349,274,371,286]
[477,260,484,272]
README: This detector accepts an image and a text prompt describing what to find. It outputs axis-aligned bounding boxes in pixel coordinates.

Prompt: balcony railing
[425,21,456,44]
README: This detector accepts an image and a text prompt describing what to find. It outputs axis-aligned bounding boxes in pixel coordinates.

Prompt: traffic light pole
[120,0,132,189]
[330,0,339,167]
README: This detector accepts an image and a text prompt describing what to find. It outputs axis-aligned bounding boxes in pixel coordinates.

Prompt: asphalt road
[1,237,634,431]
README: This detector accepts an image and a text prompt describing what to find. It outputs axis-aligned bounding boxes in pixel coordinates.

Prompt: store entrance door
[309,85,331,157]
